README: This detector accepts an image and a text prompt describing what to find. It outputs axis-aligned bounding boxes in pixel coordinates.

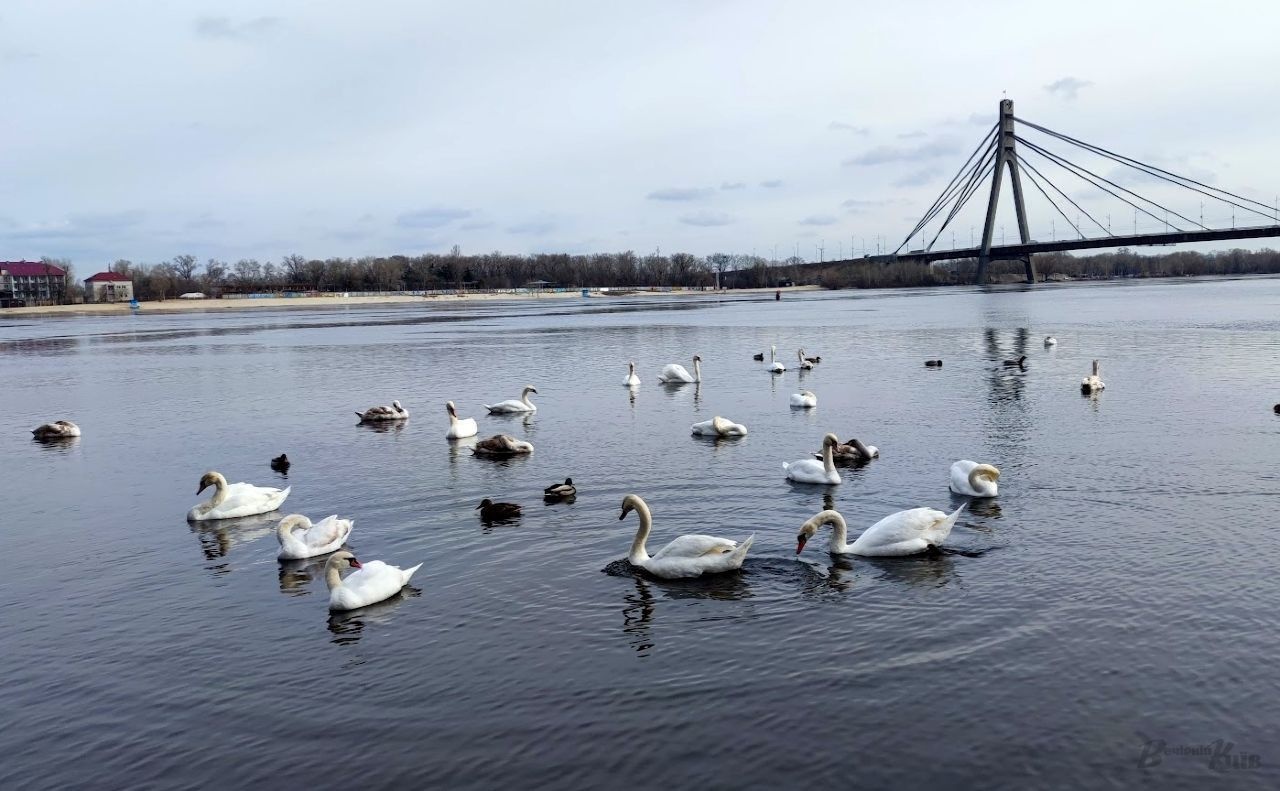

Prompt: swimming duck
[270,453,290,473]
[752,352,765,361]
[31,420,80,439]
[1044,336,1057,346]
[476,498,522,520]
[924,359,943,367]
[804,353,822,364]
[544,478,577,500]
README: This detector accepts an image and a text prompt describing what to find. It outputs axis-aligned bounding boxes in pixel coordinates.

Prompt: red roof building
[1,260,68,307]
[85,271,132,283]
[84,270,135,304]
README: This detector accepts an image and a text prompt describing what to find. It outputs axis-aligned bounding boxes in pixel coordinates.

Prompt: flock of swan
[30,338,1115,612]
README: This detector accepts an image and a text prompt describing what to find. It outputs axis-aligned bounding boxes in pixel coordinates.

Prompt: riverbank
[0,285,820,319]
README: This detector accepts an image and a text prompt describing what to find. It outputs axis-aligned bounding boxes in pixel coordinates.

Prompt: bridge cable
[1017,137,1196,232]
[926,155,998,251]
[896,124,998,253]
[1015,153,1085,239]
[1015,153,1112,237]
[1016,117,1279,220]
[899,125,997,249]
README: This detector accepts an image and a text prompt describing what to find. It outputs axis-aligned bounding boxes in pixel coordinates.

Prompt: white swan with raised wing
[618,494,753,579]
[784,433,841,484]
[795,505,966,557]
[187,471,290,521]
[658,355,701,383]
[949,460,1000,497]
[484,386,537,413]
[276,514,353,560]
[325,550,422,611]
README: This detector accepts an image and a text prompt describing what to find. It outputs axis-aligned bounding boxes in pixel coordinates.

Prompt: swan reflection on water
[326,588,420,646]
[31,435,80,452]
[189,512,280,569]
[278,555,328,596]
[830,552,965,590]
[659,380,700,405]
[447,435,478,464]
[356,420,406,435]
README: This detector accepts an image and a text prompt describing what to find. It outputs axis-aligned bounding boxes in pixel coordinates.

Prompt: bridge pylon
[976,99,1037,284]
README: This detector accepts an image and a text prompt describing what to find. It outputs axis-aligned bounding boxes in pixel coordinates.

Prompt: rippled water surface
[3,279,1279,789]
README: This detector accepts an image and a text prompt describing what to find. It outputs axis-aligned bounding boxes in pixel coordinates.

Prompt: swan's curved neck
[522,388,535,407]
[277,519,302,544]
[822,441,835,474]
[826,512,849,552]
[210,475,228,507]
[851,439,871,459]
[968,467,992,493]
[325,561,345,592]
[628,500,654,563]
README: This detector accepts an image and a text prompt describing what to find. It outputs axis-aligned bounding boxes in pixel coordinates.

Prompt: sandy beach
[0,285,820,319]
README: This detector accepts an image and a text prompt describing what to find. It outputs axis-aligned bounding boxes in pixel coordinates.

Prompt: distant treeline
[43,246,1280,303]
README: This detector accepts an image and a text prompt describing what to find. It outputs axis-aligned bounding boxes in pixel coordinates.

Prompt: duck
[472,434,534,456]
[187,471,290,521]
[768,345,786,374]
[789,390,817,409]
[815,437,878,464]
[325,550,422,612]
[1044,336,1058,346]
[622,361,641,387]
[949,460,1000,498]
[31,420,80,439]
[1274,403,1280,414]
[804,353,822,364]
[356,400,408,422]
[1003,356,1027,368]
[476,498,522,520]
[752,352,765,361]
[795,504,966,557]
[484,385,537,414]
[1081,360,1105,394]
[270,453,290,473]
[544,478,577,500]
[276,514,353,560]
[784,433,842,484]
[445,401,479,439]
[797,349,814,370]
[658,355,702,384]
[617,494,753,579]
[924,359,943,367]
[690,415,748,437]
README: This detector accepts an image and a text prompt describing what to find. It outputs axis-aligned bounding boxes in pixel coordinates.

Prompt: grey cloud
[799,215,837,226]
[893,167,944,187]
[646,187,715,201]
[0,210,146,242]
[1045,77,1093,101]
[897,131,927,139]
[829,121,869,134]
[843,139,960,166]
[679,211,735,227]
[720,181,746,190]
[328,229,373,242]
[759,179,784,188]
[395,208,472,228]
[194,16,282,40]
[507,219,556,235]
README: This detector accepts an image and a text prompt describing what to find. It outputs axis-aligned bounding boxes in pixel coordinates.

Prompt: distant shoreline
[0,285,821,320]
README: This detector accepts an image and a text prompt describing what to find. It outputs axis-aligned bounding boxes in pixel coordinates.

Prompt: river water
[2,278,1278,789]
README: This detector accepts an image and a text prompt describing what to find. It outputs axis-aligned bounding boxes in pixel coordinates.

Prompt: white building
[85,271,135,303]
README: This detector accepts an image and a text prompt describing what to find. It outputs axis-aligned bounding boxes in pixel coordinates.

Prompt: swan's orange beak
[795,535,808,554]
[349,558,362,569]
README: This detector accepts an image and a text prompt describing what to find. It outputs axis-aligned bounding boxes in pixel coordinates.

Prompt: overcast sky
[3,0,1279,267]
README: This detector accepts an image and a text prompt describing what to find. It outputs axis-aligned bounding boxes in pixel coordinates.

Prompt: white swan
[784,433,841,484]
[789,390,817,408]
[187,471,290,521]
[690,415,748,436]
[623,361,641,387]
[445,401,478,439]
[795,505,966,557]
[768,345,786,374]
[658,355,701,383]
[276,514,353,560]
[1081,359,1105,394]
[356,400,408,421]
[797,349,814,370]
[32,420,81,439]
[484,385,537,413]
[1044,336,1058,346]
[618,494,753,579]
[325,550,422,611]
[949,460,1000,497]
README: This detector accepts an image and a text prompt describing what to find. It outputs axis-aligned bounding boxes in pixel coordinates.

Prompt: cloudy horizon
[2,1,1278,267]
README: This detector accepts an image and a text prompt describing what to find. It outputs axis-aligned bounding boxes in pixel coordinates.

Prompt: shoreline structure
[1,285,820,319]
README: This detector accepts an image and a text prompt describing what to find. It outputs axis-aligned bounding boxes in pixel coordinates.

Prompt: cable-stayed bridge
[829,99,1280,283]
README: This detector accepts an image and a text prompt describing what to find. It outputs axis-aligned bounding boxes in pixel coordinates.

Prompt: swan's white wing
[650,534,739,560]
[219,483,288,514]
[303,516,351,549]
[949,460,977,493]
[659,364,692,382]
[785,459,825,478]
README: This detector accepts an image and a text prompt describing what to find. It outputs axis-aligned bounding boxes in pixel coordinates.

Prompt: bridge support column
[977,99,1035,284]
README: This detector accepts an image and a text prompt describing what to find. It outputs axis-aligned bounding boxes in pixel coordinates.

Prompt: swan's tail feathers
[355,411,364,418]
[401,562,424,585]
[482,404,494,411]
[731,534,755,566]
[782,462,791,472]
[930,504,967,543]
